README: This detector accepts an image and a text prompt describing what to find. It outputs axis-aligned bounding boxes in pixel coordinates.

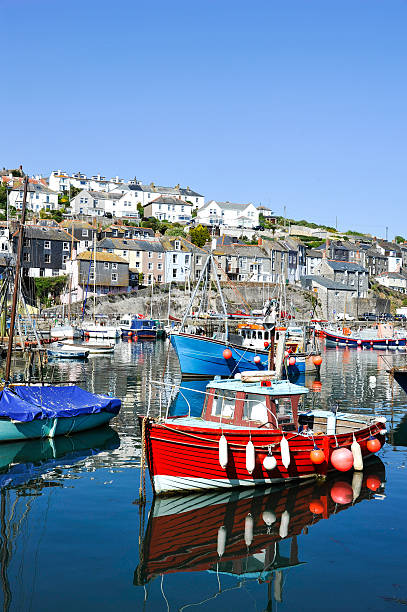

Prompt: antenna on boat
[5,176,29,383]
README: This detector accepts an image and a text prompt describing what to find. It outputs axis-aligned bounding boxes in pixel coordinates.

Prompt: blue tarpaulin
[0,386,121,423]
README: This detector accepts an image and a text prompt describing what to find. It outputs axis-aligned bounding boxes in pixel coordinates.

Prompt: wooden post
[5,177,28,382]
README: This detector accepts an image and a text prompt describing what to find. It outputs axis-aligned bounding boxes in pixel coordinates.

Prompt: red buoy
[312,380,322,392]
[128,331,133,337]
[264,341,269,348]
[330,481,353,504]
[284,351,289,358]
[223,348,232,360]
[366,476,381,491]
[310,448,325,465]
[254,355,261,364]
[309,500,324,514]
[331,447,353,472]
[313,355,322,366]
[288,356,296,366]
[366,437,381,453]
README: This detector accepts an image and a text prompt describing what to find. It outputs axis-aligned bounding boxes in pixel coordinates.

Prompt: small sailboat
[139,374,386,495]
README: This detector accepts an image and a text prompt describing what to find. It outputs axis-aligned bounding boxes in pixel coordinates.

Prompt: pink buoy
[330,481,353,504]
[223,348,232,360]
[289,356,296,366]
[254,355,261,364]
[330,447,353,472]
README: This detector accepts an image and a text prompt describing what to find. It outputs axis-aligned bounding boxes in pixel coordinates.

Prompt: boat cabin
[202,378,309,430]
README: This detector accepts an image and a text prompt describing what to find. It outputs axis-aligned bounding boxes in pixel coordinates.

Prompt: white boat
[81,324,119,339]
[47,342,89,359]
[63,341,115,355]
[51,324,81,340]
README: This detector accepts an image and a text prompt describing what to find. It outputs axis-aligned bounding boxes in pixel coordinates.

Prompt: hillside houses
[196,201,259,229]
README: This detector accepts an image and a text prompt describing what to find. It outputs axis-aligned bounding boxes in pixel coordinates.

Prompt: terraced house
[14,225,76,278]
[97,237,165,285]
[65,251,129,303]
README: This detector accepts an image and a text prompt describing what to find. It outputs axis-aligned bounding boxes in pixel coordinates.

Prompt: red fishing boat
[139,374,387,495]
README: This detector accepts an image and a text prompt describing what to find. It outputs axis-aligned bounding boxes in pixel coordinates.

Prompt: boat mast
[5,177,28,382]
[93,228,96,324]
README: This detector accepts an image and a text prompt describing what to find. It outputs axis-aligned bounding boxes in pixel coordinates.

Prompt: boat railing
[148,379,288,426]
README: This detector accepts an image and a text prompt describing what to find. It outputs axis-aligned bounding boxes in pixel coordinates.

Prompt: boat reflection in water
[0,426,120,489]
[134,458,385,608]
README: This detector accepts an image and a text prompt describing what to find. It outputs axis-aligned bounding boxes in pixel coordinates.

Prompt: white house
[160,235,195,283]
[49,170,127,194]
[196,200,259,229]
[129,181,205,209]
[376,241,402,273]
[143,196,193,224]
[376,272,407,293]
[9,183,59,213]
[69,190,140,219]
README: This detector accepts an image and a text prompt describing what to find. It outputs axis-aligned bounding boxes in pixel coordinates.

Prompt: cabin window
[243,393,268,424]
[211,391,235,419]
[265,331,269,340]
[275,397,293,418]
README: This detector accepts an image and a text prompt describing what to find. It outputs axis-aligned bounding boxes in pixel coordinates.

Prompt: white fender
[352,471,363,502]
[217,525,227,557]
[263,454,277,471]
[219,435,228,469]
[262,510,276,526]
[274,570,283,603]
[244,513,254,547]
[280,436,290,469]
[279,510,290,539]
[246,440,255,474]
[351,435,363,471]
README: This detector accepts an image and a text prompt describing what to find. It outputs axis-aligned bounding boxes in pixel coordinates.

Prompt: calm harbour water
[1,340,407,611]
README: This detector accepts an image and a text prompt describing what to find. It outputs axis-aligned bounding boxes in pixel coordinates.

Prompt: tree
[165,225,186,237]
[70,186,81,199]
[189,224,210,247]
[395,235,406,244]
[51,209,64,223]
[141,217,160,232]
[137,202,144,219]
[34,275,68,307]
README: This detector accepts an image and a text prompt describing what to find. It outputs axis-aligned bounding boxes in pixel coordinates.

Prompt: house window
[175,241,180,250]
[122,250,127,257]
[89,271,95,281]
[104,262,109,269]
[62,254,68,264]
[135,262,140,268]
[39,268,45,277]
[52,269,59,277]
[112,263,118,270]
[111,273,118,282]
[157,263,162,270]
[185,255,189,264]
[136,251,141,257]
[158,252,162,259]
[157,274,162,282]
[173,269,177,278]
[44,241,51,249]
[84,241,89,248]
[148,263,153,270]
[173,254,177,263]
[82,229,88,237]
[148,251,152,258]
[44,254,51,264]
[63,242,69,251]
[23,238,30,247]
[196,255,202,264]
[23,252,30,262]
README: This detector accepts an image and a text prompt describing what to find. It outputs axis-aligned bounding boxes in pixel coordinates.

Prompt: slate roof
[325,260,367,273]
[146,195,193,207]
[301,275,356,291]
[14,225,77,241]
[307,248,323,258]
[204,201,254,211]
[159,235,200,252]
[130,183,203,198]
[11,182,58,195]
[97,237,165,253]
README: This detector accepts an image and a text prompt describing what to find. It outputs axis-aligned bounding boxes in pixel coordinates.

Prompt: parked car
[360,312,377,321]
[335,313,355,321]
[394,314,407,321]
[378,312,393,321]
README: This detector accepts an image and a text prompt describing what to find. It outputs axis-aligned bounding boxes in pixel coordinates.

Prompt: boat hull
[83,326,119,339]
[392,370,407,394]
[0,411,115,442]
[324,330,406,349]
[140,417,386,495]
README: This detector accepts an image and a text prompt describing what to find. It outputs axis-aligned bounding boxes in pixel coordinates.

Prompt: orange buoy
[310,447,325,465]
[223,348,232,360]
[331,447,353,472]
[330,481,353,504]
[254,355,261,364]
[366,437,381,453]
[312,380,322,392]
[288,356,296,366]
[313,355,322,366]
[309,500,324,514]
[366,476,381,491]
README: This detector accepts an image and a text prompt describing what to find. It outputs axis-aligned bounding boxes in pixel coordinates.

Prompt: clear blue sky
[1,0,406,239]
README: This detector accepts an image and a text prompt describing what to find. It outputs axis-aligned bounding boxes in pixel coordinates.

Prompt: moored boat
[324,323,407,349]
[50,324,82,341]
[120,315,157,339]
[139,375,386,495]
[0,384,121,442]
[47,342,89,359]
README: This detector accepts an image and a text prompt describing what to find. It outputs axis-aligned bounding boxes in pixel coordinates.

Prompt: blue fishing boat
[120,315,157,339]
[0,385,121,442]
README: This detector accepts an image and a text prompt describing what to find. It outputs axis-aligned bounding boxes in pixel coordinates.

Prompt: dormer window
[175,240,181,251]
